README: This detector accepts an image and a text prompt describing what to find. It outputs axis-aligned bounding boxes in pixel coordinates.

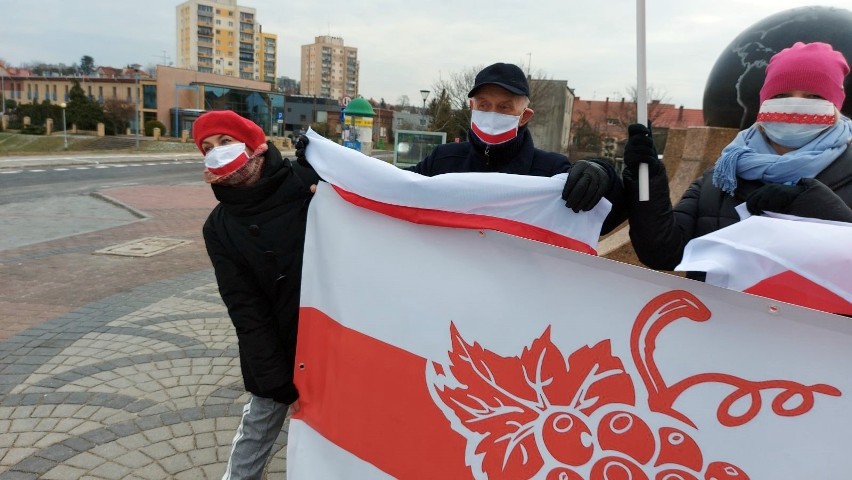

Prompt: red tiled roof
[571,97,704,141]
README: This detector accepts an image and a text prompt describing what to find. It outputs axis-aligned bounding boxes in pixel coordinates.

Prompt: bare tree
[102,98,136,134]
[616,85,672,127]
[431,66,480,111]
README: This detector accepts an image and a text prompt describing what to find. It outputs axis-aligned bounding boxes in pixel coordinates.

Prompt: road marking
[0,170,23,174]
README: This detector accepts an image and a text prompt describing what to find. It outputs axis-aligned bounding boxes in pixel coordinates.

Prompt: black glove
[562,160,610,212]
[623,123,661,177]
[746,183,806,215]
[295,134,311,168]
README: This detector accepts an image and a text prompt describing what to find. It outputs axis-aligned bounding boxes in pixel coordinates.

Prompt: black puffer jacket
[203,143,319,405]
[624,144,852,273]
[408,126,626,234]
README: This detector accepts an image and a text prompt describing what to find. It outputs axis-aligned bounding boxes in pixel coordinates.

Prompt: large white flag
[288,132,852,479]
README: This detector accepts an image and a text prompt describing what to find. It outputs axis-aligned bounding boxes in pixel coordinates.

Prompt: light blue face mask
[761,122,832,149]
[757,97,837,149]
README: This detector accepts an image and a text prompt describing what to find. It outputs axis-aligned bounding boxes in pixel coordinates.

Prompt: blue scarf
[712,116,852,195]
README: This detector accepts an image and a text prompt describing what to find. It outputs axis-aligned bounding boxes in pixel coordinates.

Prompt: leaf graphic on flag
[431,323,635,479]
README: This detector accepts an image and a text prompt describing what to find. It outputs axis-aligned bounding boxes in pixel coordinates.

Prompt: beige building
[0,66,154,132]
[300,35,358,100]
[528,78,575,153]
[258,29,277,85]
[176,0,276,84]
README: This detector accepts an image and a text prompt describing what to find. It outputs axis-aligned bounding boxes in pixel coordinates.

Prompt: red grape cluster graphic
[429,291,839,479]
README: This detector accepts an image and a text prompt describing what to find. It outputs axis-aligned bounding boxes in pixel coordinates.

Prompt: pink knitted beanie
[759,42,849,109]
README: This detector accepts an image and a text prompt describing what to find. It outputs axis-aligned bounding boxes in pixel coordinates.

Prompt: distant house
[570,97,704,154]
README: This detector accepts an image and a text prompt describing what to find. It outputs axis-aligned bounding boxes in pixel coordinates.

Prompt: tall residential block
[176,0,276,84]
[300,35,358,99]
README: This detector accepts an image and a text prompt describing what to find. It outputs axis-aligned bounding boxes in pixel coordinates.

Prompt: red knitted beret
[192,110,267,154]
[760,42,849,109]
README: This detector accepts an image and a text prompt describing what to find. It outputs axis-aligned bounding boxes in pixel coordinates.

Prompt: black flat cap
[467,62,530,97]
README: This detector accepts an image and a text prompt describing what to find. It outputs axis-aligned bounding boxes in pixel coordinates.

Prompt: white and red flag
[288,131,852,479]
[677,214,852,315]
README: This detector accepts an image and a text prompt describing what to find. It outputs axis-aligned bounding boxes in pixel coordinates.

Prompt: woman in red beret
[194,110,319,479]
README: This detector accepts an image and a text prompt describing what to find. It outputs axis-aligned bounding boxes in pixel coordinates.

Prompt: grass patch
[0,132,198,155]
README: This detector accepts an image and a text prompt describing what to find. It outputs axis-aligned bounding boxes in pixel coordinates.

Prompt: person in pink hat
[621,41,852,276]
[194,110,320,479]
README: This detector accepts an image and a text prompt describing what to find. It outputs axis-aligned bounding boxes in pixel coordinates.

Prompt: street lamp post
[135,72,140,149]
[419,89,430,130]
[60,102,68,149]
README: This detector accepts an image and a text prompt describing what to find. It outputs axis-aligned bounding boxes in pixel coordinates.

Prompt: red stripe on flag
[744,270,852,315]
[331,185,597,255]
[293,307,472,478]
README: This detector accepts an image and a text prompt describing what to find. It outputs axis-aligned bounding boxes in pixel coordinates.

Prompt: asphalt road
[0,159,204,204]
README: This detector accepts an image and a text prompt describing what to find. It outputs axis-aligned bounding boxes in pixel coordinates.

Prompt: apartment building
[176,0,276,84]
[258,28,277,86]
[300,35,358,100]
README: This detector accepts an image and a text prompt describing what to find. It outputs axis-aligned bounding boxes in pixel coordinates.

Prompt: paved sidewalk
[0,184,290,479]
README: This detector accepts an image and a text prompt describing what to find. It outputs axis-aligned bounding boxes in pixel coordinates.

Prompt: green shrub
[145,119,167,136]
[21,125,46,135]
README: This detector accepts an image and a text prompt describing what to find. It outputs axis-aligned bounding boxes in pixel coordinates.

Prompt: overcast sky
[3,1,850,109]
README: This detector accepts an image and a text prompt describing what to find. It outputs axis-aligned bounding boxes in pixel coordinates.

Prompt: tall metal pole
[419,89,430,131]
[175,85,179,138]
[636,0,649,201]
[1,74,5,116]
[135,73,140,149]
[60,103,68,149]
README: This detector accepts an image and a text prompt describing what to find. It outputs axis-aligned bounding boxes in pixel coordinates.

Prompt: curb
[89,191,151,220]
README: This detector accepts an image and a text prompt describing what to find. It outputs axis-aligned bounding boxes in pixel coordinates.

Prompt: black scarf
[468,125,530,170]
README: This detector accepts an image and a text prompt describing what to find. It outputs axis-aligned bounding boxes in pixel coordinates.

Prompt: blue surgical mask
[757,98,837,149]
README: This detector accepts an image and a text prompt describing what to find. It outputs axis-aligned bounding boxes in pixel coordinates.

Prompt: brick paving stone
[0,184,289,478]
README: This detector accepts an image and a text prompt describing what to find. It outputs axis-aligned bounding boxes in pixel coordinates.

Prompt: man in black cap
[408,62,625,234]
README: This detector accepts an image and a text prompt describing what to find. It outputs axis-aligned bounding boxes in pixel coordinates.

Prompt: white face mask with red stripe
[757,98,837,149]
[470,110,522,145]
[204,142,250,176]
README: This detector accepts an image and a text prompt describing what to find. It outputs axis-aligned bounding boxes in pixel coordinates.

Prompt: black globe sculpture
[703,6,852,129]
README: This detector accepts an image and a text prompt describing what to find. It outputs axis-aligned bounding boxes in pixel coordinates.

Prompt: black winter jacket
[203,143,319,405]
[408,127,627,234]
[624,144,852,273]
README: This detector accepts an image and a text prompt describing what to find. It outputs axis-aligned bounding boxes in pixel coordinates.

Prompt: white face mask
[470,109,522,145]
[204,142,250,175]
[757,97,837,149]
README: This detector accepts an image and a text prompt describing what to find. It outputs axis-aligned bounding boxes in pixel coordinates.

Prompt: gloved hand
[295,135,311,168]
[623,123,661,177]
[746,183,806,215]
[562,160,610,212]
